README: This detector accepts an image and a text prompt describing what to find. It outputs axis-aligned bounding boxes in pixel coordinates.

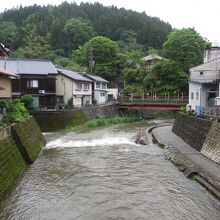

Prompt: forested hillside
[0,2,172,61]
[2,2,203,94]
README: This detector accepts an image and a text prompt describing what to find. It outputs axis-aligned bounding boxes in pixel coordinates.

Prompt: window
[27,80,38,88]
[56,96,64,103]
[96,83,100,88]
[76,83,82,90]
[196,92,199,100]
[83,84,89,90]
[102,83,107,89]
[191,92,194,100]
[100,92,105,97]
[200,71,203,75]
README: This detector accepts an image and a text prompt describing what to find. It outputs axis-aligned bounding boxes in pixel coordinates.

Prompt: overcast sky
[1,0,220,44]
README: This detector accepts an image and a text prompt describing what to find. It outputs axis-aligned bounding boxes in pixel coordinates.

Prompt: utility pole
[89,47,94,75]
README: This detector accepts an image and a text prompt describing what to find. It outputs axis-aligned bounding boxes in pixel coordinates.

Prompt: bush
[67,116,141,132]
[20,95,33,109]
[2,99,29,123]
[0,100,7,113]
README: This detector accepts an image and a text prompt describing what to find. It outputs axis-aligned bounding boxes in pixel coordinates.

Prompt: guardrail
[201,106,220,119]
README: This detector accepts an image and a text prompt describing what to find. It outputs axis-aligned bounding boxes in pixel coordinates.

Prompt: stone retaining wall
[172,113,212,152]
[32,104,119,132]
[0,116,46,202]
[201,122,220,164]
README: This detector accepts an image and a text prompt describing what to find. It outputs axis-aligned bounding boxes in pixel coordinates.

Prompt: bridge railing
[119,93,188,105]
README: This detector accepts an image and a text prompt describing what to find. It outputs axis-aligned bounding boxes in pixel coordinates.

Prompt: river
[0,120,220,220]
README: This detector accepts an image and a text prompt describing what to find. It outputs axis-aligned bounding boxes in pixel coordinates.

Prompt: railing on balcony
[201,106,220,119]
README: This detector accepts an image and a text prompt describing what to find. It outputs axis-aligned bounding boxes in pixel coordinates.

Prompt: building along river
[0,120,219,220]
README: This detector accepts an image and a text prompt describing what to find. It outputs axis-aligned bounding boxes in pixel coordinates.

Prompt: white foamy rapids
[44,137,137,149]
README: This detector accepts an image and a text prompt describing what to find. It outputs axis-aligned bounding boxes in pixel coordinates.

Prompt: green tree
[0,21,19,49]
[162,28,210,72]
[73,36,120,80]
[144,61,188,93]
[64,18,96,55]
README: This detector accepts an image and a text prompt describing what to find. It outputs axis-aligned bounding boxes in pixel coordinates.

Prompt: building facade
[56,68,92,107]
[0,58,57,109]
[0,68,18,101]
[83,74,108,105]
[189,45,220,110]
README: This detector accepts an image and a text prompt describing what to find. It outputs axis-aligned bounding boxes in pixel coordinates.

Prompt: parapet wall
[172,113,212,151]
[0,116,46,202]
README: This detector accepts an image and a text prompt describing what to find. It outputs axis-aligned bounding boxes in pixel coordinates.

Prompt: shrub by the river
[2,99,29,124]
[67,116,141,132]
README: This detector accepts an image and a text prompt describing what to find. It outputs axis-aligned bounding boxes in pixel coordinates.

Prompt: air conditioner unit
[39,90,45,94]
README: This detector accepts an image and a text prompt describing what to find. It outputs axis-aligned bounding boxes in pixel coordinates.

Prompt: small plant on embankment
[66,116,141,132]
[2,99,30,124]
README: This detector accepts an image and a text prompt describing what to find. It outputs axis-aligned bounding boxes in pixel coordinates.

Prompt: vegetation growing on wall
[2,99,30,124]
[0,137,26,201]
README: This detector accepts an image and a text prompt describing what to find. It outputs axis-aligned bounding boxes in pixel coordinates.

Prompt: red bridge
[116,94,188,111]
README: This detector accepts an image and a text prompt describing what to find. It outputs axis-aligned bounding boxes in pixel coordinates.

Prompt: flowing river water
[0,120,220,220]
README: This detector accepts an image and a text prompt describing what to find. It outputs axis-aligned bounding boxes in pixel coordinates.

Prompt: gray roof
[141,54,168,61]
[83,74,108,83]
[0,58,57,75]
[190,57,220,72]
[57,68,92,82]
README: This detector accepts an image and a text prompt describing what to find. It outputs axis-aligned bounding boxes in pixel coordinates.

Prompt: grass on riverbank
[66,116,141,132]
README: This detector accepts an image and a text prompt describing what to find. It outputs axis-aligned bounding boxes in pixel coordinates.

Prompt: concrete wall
[0,76,11,98]
[201,121,220,164]
[188,82,201,110]
[32,104,119,132]
[0,116,46,202]
[32,109,87,132]
[172,113,212,152]
[56,74,73,105]
[83,104,119,120]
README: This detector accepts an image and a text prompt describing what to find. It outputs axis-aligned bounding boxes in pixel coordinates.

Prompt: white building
[188,44,220,110]
[83,74,108,105]
[56,68,92,107]
[107,88,119,101]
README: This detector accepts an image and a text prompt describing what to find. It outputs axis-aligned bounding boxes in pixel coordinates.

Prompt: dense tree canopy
[64,18,96,55]
[0,2,172,57]
[162,28,210,72]
[73,36,120,81]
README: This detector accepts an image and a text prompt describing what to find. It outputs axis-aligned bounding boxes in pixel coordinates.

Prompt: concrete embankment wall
[0,117,46,202]
[172,113,220,164]
[32,104,119,132]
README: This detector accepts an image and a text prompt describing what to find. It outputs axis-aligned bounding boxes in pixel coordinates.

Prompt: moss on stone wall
[32,109,87,132]
[32,105,119,132]
[12,117,46,163]
[0,137,26,201]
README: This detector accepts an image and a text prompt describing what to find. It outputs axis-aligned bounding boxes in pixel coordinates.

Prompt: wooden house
[0,58,58,109]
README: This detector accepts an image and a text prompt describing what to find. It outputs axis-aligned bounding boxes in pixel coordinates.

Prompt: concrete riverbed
[0,120,219,220]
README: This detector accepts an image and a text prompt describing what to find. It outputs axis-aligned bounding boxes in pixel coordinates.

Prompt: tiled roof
[83,74,108,83]
[190,58,220,72]
[57,68,92,82]
[0,68,18,78]
[0,58,57,75]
